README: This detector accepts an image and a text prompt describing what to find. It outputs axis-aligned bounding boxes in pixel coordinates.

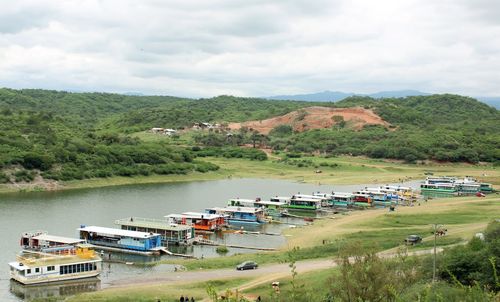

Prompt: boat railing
[115,217,167,224]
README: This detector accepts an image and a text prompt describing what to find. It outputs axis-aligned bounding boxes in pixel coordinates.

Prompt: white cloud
[0,0,499,97]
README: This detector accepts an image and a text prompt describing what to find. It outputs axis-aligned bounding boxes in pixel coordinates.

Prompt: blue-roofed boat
[205,206,265,225]
[78,225,162,255]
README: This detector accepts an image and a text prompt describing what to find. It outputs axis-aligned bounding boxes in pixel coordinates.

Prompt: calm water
[0,178,419,301]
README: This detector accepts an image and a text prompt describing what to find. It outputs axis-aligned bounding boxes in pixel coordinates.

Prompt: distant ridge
[476,97,500,109]
[266,90,500,108]
[266,90,429,102]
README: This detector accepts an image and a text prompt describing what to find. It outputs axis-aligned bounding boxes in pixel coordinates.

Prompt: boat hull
[10,271,100,285]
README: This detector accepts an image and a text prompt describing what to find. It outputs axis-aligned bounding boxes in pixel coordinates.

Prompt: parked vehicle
[236,261,258,270]
[404,235,422,245]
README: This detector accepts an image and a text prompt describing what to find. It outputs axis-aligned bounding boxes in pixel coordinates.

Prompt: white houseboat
[9,244,101,285]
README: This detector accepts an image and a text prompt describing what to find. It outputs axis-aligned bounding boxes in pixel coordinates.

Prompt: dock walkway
[193,237,276,251]
[153,247,197,259]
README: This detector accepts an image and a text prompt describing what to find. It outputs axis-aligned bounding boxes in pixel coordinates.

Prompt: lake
[0,178,419,301]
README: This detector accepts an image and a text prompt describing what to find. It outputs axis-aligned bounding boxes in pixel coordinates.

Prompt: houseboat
[380,185,416,200]
[9,244,101,285]
[295,194,330,207]
[352,192,372,207]
[270,196,291,204]
[420,182,458,198]
[205,206,265,225]
[480,183,494,193]
[78,226,162,255]
[288,195,322,211]
[329,192,355,207]
[255,200,288,217]
[359,188,394,207]
[165,212,226,232]
[454,181,481,195]
[20,231,84,253]
[425,176,457,184]
[228,198,288,216]
[422,176,492,197]
[115,217,195,246]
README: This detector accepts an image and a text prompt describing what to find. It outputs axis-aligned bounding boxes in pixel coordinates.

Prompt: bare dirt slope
[228,106,390,134]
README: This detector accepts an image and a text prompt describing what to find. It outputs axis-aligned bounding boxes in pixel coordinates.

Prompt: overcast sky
[0,0,499,98]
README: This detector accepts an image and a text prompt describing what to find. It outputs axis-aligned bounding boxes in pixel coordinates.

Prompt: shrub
[22,152,54,170]
[0,171,10,183]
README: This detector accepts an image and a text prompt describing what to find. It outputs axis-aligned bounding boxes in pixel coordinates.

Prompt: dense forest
[0,88,498,184]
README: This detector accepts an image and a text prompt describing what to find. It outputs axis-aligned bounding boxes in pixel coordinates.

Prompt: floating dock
[193,237,276,251]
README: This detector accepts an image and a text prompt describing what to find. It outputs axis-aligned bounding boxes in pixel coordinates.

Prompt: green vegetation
[266,94,500,163]
[216,245,229,255]
[0,89,223,186]
[1,88,499,189]
[241,228,500,302]
[155,195,498,271]
[66,278,251,302]
[58,196,499,301]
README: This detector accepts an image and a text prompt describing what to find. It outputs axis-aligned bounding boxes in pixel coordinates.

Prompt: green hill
[0,88,498,185]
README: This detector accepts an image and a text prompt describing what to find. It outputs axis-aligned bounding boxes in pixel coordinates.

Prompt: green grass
[366,210,500,228]
[67,278,250,302]
[152,228,431,270]
[242,267,339,300]
[1,155,497,194]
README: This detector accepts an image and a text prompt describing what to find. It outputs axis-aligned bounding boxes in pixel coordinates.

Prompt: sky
[0,0,499,98]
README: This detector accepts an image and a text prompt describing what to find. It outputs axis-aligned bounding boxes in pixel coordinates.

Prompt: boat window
[47,266,55,271]
[35,267,40,273]
[27,269,31,274]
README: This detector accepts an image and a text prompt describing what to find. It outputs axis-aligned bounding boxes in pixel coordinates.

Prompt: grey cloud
[0,5,54,33]
[0,0,499,97]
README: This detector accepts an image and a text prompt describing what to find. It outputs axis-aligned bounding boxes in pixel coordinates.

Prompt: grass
[150,195,499,272]
[242,267,339,300]
[62,195,499,301]
[66,278,250,302]
[207,155,499,187]
[1,155,497,194]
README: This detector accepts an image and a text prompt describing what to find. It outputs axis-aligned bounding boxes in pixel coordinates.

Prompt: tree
[329,243,420,301]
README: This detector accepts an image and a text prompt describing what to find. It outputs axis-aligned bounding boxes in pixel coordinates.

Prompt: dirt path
[109,248,442,291]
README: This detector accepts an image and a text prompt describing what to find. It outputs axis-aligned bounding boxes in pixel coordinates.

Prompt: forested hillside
[0,88,498,185]
[277,94,500,162]
[105,95,311,133]
[0,89,221,184]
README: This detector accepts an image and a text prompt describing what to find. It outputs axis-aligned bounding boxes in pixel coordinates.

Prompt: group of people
[179,296,195,302]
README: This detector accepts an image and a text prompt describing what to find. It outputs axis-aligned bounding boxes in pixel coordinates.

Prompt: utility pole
[432,224,443,282]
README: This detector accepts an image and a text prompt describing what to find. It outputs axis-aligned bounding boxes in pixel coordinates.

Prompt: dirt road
[109,248,442,289]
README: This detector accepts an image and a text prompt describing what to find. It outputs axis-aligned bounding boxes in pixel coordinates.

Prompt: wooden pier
[194,237,276,251]
[154,247,197,259]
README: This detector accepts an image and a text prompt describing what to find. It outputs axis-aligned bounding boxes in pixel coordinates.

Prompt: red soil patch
[228,106,390,134]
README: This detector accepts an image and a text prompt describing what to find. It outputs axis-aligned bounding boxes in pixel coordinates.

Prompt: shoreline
[0,156,497,195]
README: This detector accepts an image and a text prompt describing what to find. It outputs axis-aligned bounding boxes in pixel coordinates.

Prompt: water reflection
[9,278,100,301]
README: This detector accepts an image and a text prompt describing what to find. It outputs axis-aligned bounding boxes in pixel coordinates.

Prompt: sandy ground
[228,106,390,134]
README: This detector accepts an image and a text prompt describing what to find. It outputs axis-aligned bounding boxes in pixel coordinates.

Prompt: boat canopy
[331,192,355,198]
[78,226,159,239]
[207,206,264,214]
[165,212,223,220]
[31,234,84,245]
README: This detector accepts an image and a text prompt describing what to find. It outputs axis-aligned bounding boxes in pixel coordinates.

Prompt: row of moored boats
[9,177,493,285]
